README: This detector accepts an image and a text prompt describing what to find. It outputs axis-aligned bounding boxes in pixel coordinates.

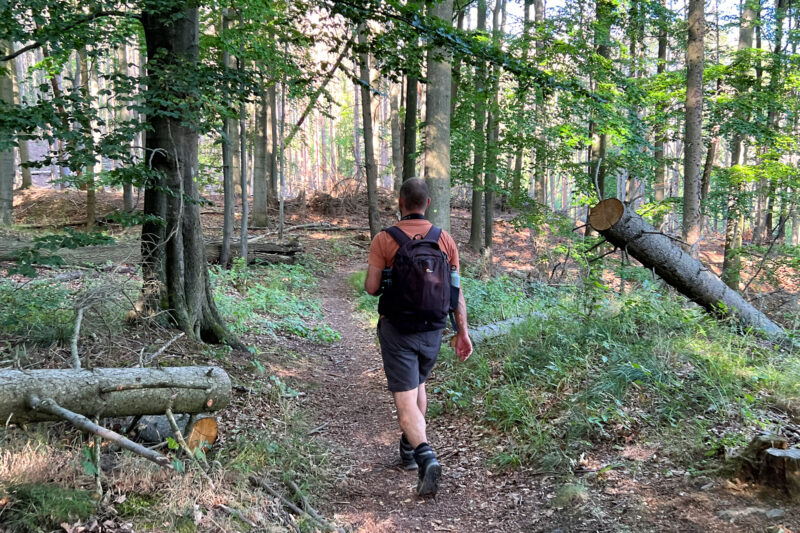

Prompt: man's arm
[365,265,383,296]
[453,288,472,361]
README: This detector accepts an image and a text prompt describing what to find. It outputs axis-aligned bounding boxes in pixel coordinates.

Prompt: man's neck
[400,212,426,221]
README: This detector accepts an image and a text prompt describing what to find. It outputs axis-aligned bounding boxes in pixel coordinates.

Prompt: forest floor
[1,186,799,532]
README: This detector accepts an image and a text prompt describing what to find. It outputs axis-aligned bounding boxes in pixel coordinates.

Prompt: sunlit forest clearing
[2,0,800,531]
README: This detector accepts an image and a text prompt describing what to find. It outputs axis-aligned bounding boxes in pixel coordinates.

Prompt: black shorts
[377,318,442,392]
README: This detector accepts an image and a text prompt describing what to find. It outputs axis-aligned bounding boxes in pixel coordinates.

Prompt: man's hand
[454,331,472,362]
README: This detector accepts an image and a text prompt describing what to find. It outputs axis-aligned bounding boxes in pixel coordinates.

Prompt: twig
[141,332,185,367]
[249,475,341,532]
[215,504,258,529]
[27,395,171,468]
[743,217,786,294]
[165,402,212,481]
[71,307,86,370]
[93,416,103,497]
[588,247,619,263]
[361,366,381,375]
[285,479,341,532]
[307,422,329,435]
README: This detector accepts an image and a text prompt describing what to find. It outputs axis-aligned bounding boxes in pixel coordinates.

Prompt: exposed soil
[3,187,800,532]
[300,258,799,533]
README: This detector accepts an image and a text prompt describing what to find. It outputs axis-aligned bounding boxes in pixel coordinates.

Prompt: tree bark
[268,84,278,201]
[140,5,239,347]
[221,11,235,268]
[357,27,382,238]
[390,81,403,192]
[468,0,488,252]
[402,74,418,181]
[424,0,454,232]
[239,99,248,260]
[683,0,704,253]
[0,40,14,225]
[11,52,32,190]
[0,366,230,424]
[252,87,269,227]
[589,198,787,342]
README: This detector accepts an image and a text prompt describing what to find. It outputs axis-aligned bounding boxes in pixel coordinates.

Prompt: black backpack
[378,225,453,333]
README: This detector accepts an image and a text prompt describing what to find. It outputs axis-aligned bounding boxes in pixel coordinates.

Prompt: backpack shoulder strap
[425,226,442,243]
[384,226,411,247]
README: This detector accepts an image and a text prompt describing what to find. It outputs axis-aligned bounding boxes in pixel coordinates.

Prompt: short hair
[399,178,429,211]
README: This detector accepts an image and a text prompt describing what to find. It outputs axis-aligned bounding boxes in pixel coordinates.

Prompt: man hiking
[365,178,473,497]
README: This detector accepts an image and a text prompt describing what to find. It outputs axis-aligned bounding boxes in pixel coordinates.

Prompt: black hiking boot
[400,434,418,470]
[414,443,441,497]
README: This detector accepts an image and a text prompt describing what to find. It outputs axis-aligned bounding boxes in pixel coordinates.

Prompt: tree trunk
[358,28,382,238]
[11,52,32,190]
[722,0,757,289]
[239,99,248,260]
[0,40,14,224]
[511,0,531,200]
[268,84,278,200]
[117,44,135,210]
[402,74,418,181]
[140,5,239,347]
[352,79,363,181]
[424,0,454,232]
[652,0,668,228]
[390,81,403,192]
[533,0,546,207]
[252,88,269,227]
[589,199,787,342]
[468,0,488,252]
[483,0,505,263]
[0,366,230,424]
[683,0,704,253]
[220,11,235,268]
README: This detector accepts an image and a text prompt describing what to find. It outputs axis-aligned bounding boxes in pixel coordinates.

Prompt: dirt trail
[307,265,541,533]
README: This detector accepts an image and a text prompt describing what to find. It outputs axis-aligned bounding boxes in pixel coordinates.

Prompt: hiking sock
[413,443,441,497]
[399,434,417,470]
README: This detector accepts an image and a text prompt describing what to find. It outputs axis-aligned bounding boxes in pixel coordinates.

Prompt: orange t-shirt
[368,219,460,271]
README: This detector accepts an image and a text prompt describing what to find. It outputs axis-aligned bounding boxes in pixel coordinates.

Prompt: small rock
[766,509,786,519]
[700,482,715,491]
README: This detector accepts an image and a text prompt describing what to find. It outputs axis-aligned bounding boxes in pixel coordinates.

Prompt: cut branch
[27,395,170,468]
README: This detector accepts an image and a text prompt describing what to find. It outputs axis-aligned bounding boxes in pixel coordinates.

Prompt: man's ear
[426,197,431,209]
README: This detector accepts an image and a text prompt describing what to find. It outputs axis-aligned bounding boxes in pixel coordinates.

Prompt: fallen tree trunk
[205,240,302,264]
[589,198,787,341]
[0,240,301,266]
[0,366,230,424]
[132,413,218,451]
[444,312,547,346]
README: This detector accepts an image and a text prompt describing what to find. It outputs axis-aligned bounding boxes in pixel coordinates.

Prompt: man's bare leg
[393,388,426,447]
[417,382,427,417]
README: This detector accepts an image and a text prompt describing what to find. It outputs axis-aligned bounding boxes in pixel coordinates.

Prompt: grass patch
[431,281,800,470]
[0,280,74,345]
[0,484,96,532]
[211,259,340,343]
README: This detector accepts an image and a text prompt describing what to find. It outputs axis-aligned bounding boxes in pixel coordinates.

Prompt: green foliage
[432,282,800,470]
[211,262,340,343]
[0,279,74,345]
[461,274,540,326]
[9,229,115,277]
[0,484,96,532]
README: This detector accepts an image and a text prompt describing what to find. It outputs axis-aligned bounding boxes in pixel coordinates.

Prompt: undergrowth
[211,258,340,343]
[431,280,800,471]
[0,484,96,532]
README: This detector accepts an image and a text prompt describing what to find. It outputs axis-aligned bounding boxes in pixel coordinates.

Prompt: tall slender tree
[682,0,704,253]
[468,0,488,251]
[424,0,454,231]
[0,40,13,225]
[358,27,381,237]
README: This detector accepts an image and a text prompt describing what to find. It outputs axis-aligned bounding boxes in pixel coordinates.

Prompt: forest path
[306,263,540,532]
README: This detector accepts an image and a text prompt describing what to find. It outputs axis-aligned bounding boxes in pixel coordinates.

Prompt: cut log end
[589,198,625,231]
[186,416,218,451]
